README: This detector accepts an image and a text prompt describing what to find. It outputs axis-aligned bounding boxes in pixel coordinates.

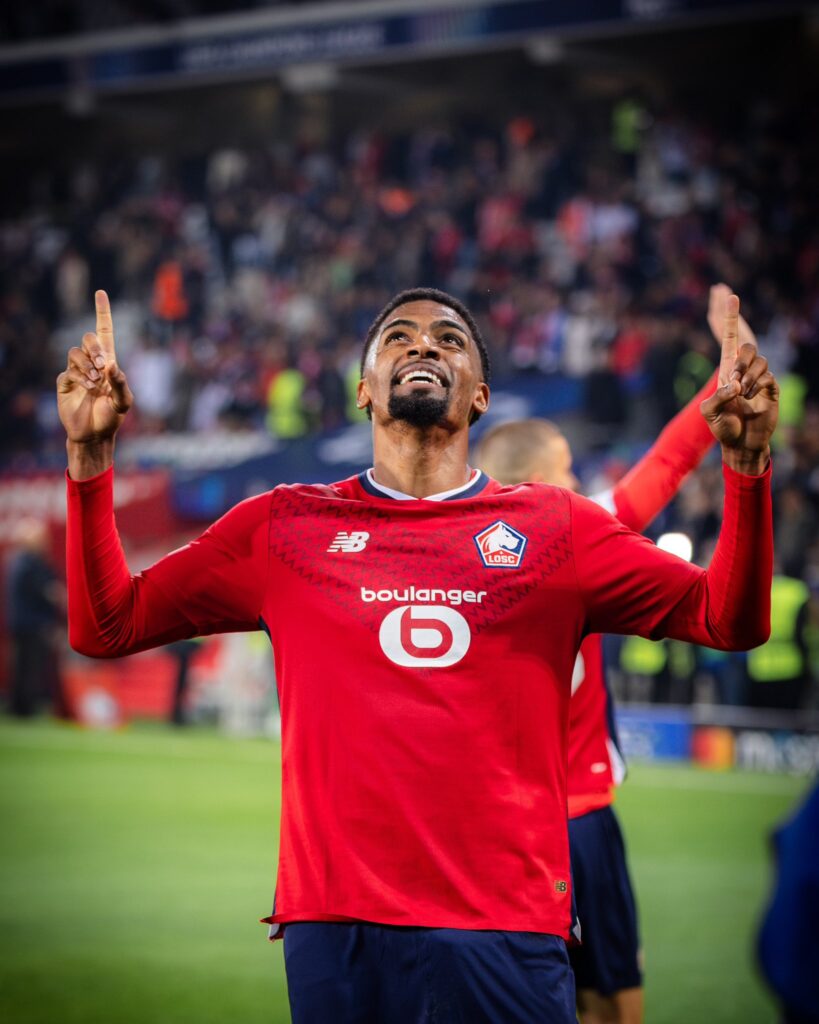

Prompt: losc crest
[474,520,528,569]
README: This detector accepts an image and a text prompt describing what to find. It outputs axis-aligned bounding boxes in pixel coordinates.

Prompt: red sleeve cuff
[65,464,114,494]
[722,458,773,489]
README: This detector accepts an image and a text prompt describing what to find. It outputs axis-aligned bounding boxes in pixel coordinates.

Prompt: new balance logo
[327,531,370,553]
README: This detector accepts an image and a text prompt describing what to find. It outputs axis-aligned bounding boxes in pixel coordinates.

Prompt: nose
[407,334,441,359]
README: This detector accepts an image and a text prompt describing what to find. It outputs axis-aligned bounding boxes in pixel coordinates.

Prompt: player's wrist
[720,444,770,476]
[66,438,115,480]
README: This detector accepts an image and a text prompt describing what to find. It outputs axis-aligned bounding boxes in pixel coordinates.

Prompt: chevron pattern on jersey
[266,481,574,635]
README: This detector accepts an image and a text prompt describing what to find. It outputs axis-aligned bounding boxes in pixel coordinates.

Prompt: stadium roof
[0,0,812,105]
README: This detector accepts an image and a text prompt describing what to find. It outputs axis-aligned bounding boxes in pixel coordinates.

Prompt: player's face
[358,300,489,429]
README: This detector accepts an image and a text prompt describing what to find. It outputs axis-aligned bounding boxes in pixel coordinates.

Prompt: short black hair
[360,287,491,387]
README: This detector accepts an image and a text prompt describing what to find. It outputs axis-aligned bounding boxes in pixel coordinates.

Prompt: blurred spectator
[583,344,627,441]
[55,245,89,321]
[151,251,190,335]
[757,780,819,1024]
[696,647,749,707]
[266,357,307,439]
[166,638,202,727]
[775,485,817,580]
[5,518,64,717]
[315,351,347,432]
[673,329,715,409]
[611,94,649,175]
[618,635,668,704]
[126,332,177,430]
[746,573,812,711]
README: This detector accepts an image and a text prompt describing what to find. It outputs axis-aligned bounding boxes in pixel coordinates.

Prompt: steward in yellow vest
[266,367,307,439]
[619,635,669,702]
[747,575,810,709]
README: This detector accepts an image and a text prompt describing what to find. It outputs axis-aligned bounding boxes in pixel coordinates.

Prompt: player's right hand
[57,290,133,444]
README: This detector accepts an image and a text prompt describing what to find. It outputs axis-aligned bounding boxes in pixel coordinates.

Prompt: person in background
[6,518,64,717]
[166,637,202,726]
[746,570,812,710]
[757,780,819,1024]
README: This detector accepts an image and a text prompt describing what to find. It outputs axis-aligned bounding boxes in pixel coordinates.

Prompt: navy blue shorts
[283,922,576,1023]
[568,805,642,996]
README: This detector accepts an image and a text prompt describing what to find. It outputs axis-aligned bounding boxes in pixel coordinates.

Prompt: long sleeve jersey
[567,370,718,817]
[66,458,771,939]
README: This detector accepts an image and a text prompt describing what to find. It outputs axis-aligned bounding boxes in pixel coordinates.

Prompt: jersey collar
[358,467,489,501]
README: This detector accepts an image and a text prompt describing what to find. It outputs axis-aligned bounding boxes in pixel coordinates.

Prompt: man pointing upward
[60,287,775,1023]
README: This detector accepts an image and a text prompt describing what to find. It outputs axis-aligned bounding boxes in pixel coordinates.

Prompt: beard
[388,389,451,428]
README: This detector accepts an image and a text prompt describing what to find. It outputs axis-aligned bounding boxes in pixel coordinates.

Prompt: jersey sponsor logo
[474,520,528,568]
[327,530,369,553]
[379,605,471,668]
[361,586,486,606]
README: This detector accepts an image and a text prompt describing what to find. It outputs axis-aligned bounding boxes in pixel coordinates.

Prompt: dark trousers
[9,630,53,717]
[283,921,576,1024]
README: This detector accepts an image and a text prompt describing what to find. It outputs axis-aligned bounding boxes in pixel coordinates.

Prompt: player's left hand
[700,293,779,473]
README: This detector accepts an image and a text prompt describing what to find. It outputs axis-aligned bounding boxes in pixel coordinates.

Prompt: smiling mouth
[393,368,448,388]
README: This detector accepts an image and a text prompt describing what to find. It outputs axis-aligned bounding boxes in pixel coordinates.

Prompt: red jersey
[567,371,719,818]
[66,454,770,939]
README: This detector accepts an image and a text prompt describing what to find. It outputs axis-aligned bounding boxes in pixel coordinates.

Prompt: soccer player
[474,285,754,1024]
[59,286,776,1024]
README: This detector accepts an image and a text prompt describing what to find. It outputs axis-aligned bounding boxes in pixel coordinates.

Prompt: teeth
[398,370,444,387]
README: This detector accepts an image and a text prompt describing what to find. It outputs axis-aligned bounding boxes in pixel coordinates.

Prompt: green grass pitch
[0,718,808,1023]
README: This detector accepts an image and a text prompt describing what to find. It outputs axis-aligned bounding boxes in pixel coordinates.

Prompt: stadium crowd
[2,88,819,709]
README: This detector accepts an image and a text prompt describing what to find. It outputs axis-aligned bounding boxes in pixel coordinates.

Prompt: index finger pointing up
[718,293,741,386]
[94,289,116,362]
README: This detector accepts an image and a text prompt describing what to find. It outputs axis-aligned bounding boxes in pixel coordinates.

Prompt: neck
[371,421,472,498]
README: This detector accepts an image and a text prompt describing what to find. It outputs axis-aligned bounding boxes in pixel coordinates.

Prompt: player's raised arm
[60,293,271,659]
[574,291,775,651]
[611,283,758,532]
[57,290,133,481]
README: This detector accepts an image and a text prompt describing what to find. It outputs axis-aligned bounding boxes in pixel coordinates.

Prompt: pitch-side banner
[0,0,774,100]
[0,469,176,553]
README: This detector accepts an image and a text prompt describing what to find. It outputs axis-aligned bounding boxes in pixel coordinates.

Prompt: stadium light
[525,37,564,65]
[280,62,338,93]
[656,532,694,563]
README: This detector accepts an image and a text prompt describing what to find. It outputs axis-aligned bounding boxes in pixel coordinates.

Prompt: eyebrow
[382,318,418,332]
[381,318,468,335]
[433,319,468,334]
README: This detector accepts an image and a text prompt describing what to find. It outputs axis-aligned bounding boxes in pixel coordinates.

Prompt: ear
[471,382,490,418]
[356,378,371,411]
